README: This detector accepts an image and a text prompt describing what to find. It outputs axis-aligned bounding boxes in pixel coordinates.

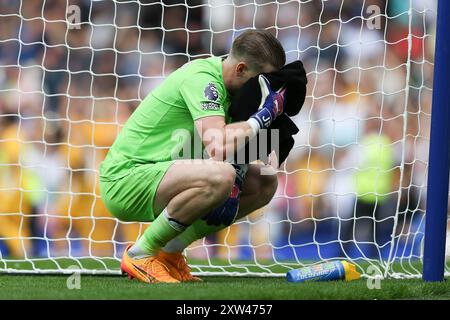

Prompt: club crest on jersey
[204,83,219,101]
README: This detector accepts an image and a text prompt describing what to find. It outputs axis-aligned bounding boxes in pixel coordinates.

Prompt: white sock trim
[162,237,188,253]
[163,208,188,232]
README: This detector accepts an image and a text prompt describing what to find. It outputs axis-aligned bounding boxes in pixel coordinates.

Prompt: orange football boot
[121,245,180,283]
[158,251,203,282]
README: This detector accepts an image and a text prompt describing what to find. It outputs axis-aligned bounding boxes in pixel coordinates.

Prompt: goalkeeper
[99,30,286,283]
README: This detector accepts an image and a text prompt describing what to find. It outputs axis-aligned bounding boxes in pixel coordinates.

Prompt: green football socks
[162,218,225,253]
[128,208,187,259]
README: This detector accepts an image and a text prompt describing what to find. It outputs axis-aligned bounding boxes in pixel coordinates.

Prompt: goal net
[0,0,448,279]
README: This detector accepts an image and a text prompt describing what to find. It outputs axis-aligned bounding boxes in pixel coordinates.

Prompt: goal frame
[0,0,448,280]
[422,0,450,282]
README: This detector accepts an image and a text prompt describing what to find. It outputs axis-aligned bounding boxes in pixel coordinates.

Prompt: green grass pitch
[1,258,449,299]
[0,275,449,300]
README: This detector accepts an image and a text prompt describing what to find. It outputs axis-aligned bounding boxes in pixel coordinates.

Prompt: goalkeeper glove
[202,164,248,226]
[247,75,286,133]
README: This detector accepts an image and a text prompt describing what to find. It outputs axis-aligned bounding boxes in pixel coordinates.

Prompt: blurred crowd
[0,0,440,263]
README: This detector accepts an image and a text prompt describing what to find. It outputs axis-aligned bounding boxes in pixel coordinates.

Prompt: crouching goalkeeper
[99,30,286,283]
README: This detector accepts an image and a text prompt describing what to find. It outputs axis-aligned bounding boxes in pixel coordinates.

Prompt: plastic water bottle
[286,261,361,283]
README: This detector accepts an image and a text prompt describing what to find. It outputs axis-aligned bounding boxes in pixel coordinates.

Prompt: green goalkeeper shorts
[99,161,174,222]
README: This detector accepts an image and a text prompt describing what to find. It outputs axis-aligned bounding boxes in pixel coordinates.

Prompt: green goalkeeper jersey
[100,56,231,180]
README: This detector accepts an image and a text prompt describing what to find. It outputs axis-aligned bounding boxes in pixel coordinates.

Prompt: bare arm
[196,75,286,161]
[194,116,255,161]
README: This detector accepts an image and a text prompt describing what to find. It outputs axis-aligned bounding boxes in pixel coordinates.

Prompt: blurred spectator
[0,0,437,264]
[342,117,397,258]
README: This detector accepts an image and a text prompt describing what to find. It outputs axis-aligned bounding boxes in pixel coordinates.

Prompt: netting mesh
[0,0,448,277]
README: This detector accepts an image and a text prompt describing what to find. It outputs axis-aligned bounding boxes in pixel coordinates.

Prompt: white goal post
[0,0,448,279]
